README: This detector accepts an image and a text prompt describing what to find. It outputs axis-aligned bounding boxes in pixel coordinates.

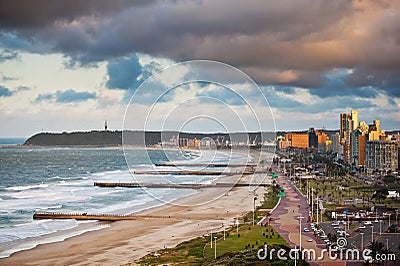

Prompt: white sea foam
[0,224,110,259]
[0,148,252,258]
[5,184,49,191]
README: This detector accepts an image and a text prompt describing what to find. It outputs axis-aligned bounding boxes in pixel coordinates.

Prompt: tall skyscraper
[351,110,358,131]
[351,128,366,166]
[340,110,358,164]
[340,113,351,143]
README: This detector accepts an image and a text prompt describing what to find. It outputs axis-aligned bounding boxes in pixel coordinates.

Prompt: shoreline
[0,150,273,265]
[1,181,267,265]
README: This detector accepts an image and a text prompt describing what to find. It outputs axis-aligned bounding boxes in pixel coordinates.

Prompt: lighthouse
[104,120,108,131]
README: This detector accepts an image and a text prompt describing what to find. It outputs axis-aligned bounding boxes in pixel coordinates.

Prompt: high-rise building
[277,136,290,149]
[351,128,366,166]
[359,121,369,135]
[308,128,318,149]
[344,117,354,163]
[316,130,328,144]
[368,120,383,140]
[340,110,358,164]
[366,140,398,172]
[340,113,351,143]
[324,139,332,153]
[331,133,340,154]
[285,133,309,149]
[351,110,358,132]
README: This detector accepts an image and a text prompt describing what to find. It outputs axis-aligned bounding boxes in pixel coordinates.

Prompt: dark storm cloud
[1,0,400,100]
[0,1,354,63]
[0,0,153,29]
[345,67,400,97]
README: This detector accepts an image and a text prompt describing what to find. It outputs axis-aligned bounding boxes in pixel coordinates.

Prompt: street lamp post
[214,236,217,259]
[311,187,313,219]
[360,232,364,251]
[388,214,391,226]
[297,216,304,252]
[371,226,374,243]
[211,230,213,248]
[320,199,323,223]
[253,196,257,226]
[379,220,382,236]
[316,197,319,224]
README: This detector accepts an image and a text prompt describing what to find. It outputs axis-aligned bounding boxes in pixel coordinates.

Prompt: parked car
[359,225,366,229]
[307,238,313,242]
[364,221,372,225]
[304,228,310,232]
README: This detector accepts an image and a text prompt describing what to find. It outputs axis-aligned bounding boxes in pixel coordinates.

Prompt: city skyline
[1,0,400,137]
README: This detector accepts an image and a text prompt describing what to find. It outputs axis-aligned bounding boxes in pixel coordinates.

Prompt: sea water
[0,146,249,258]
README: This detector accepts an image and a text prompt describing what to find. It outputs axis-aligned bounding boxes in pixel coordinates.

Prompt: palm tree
[369,241,384,264]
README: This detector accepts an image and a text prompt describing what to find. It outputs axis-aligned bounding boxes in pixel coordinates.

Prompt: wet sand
[1,163,271,265]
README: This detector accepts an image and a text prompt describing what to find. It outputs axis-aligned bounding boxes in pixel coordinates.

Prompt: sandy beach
[0,151,273,266]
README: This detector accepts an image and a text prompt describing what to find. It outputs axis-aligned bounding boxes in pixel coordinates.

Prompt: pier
[94,182,270,188]
[154,163,257,167]
[33,211,224,221]
[133,169,254,175]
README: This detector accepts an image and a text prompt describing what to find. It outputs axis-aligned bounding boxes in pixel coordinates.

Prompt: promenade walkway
[269,166,346,266]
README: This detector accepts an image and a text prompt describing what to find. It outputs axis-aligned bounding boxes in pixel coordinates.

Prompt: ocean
[0,146,250,258]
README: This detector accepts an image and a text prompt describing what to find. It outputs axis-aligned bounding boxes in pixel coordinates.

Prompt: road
[269,165,346,266]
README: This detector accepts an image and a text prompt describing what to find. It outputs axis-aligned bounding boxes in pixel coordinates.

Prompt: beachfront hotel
[276,110,399,174]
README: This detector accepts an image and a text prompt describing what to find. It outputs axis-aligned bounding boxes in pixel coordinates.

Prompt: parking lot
[310,220,399,251]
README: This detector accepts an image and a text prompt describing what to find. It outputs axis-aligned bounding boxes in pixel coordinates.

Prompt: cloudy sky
[0,0,399,138]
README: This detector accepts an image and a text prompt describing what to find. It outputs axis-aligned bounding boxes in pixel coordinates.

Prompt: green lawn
[259,187,279,209]
[203,224,288,259]
[134,236,208,265]
[135,224,289,265]
[134,188,288,265]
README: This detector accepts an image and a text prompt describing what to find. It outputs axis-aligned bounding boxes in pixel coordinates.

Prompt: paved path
[269,166,347,266]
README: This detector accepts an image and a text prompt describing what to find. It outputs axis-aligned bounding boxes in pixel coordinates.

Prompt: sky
[0,0,399,138]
